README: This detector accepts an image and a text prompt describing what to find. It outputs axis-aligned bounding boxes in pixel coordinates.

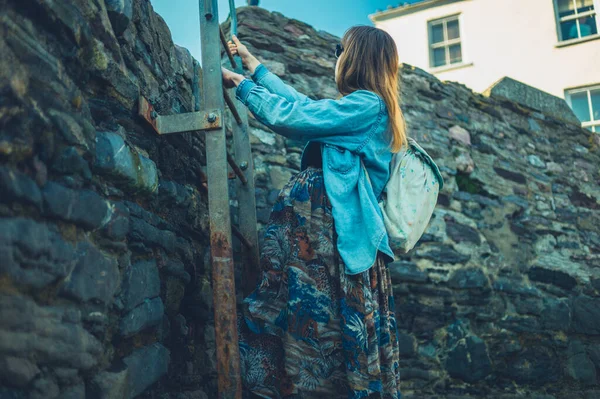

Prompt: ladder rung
[231,223,253,249]
[222,88,243,125]
[227,152,247,185]
[220,27,238,69]
[138,96,222,134]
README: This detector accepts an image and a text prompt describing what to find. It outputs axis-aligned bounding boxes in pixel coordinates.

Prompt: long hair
[336,26,407,152]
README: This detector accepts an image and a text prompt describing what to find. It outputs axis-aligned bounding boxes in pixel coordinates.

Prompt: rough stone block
[128,217,176,253]
[43,182,112,230]
[122,343,170,398]
[95,132,158,194]
[60,240,120,304]
[105,0,133,35]
[447,268,489,290]
[571,296,600,335]
[0,294,102,371]
[445,336,492,383]
[0,218,75,288]
[0,166,42,208]
[483,77,580,124]
[118,297,164,337]
[120,260,160,311]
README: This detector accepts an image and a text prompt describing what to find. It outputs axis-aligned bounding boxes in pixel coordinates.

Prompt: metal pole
[224,3,261,294]
[199,0,242,397]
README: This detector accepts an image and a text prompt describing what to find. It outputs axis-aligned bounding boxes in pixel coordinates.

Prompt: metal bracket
[138,96,222,135]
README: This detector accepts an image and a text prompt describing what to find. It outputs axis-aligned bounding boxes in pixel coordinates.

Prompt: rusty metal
[227,152,247,185]
[138,97,222,134]
[138,96,160,133]
[222,88,243,125]
[220,27,238,69]
[200,0,242,397]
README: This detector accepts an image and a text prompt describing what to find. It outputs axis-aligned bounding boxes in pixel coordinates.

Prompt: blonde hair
[335,26,407,152]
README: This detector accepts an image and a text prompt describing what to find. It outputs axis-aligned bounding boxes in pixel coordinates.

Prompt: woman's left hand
[222,67,242,89]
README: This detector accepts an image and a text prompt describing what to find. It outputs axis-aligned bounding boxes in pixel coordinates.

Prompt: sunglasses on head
[335,43,344,59]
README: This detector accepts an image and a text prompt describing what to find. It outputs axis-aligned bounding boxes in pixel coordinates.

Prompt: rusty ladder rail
[137,0,259,397]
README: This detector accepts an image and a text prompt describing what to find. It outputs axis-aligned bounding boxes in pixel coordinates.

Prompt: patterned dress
[238,167,402,399]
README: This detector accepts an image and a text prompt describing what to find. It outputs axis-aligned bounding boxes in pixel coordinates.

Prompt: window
[555,0,599,41]
[566,86,600,132]
[428,15,462,68]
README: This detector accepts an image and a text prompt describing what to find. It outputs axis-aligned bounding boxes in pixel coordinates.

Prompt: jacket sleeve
[235,78,383,142]
[250,63,311,104]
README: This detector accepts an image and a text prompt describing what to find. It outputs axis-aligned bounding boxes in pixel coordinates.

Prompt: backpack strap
[407,138,444,189]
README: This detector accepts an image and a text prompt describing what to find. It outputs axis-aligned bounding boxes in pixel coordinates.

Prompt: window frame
[427,14,464,69]
[565,84,600,133]
[553,0,600,42]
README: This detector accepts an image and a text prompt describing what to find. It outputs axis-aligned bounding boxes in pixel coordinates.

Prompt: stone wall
[1,1,600,399]
[1,0,216,397]
[226,6,600,399]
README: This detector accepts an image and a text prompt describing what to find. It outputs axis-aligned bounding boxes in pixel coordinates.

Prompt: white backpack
[363,137,444,255]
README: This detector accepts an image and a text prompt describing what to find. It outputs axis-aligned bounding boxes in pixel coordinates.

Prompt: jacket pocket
[324,144,356,174]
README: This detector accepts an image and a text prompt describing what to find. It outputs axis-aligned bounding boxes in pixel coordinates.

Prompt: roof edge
[369,0,465,23]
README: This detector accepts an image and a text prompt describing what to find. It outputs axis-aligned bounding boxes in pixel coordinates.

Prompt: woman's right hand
[227,35,261,74]
[228,35,252,62]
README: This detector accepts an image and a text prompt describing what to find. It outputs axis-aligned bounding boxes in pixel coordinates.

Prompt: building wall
[373,0,600,98]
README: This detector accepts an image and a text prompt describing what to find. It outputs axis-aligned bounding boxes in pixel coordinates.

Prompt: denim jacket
[235,63,394,274]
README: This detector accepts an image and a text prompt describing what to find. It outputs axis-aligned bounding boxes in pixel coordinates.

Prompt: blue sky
[150,0,420,61]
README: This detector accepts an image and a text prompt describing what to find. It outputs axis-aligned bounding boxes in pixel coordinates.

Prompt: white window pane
[579,15,598,37]
[558,0,576,17]
[449,44,462,64]
[447,19,460,40]
[431,23,444,44]
[591,89,600,121]
[571,92,591,122]
[576,0,594,13]
[562,19,579,39]
[433,47,446,67]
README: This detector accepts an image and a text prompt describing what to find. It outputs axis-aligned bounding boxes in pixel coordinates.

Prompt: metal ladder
[138,1,258,397]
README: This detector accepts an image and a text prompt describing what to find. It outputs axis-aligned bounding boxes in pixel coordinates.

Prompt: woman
[222,26,406,398]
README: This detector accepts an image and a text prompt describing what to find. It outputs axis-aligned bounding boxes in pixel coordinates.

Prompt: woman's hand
[221,66,244,89]
[227,35,261,74]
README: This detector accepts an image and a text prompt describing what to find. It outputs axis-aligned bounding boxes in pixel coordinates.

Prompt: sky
[150,0,421,61]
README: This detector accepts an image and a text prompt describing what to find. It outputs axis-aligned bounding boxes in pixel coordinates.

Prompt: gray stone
[567,340,597,386]
[122,343,170,398]
[57,384,85,399]
[89,369,129,399]
[0,218,76,289]
[128,217,176,252]
[572,296,600,334]
[389,260,428,283]
[528,266,577,290]
[60,240,120,304]
[448,268,489,290]
[105,0,133,35]
[0,166,42,208]
[43,182,112,230]
[0,294,102,371]
[0,356,40,387]
[120,260,161,311]
[449,125,471,146]
[101,201,130,240]
[94,132,158,194]
[118,297,165,337]
[540,298,571,331]
[51,147,92,180]
[527,154,546,168]
[483,77,580,124]
[445,336,492,383]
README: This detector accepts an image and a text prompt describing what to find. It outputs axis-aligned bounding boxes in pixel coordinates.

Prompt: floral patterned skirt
[238,167,402,399]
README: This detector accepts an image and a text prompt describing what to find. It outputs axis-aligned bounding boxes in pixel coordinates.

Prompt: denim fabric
[235,63,394,274]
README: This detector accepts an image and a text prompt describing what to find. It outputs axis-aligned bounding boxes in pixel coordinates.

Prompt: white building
[370,0,600,132]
